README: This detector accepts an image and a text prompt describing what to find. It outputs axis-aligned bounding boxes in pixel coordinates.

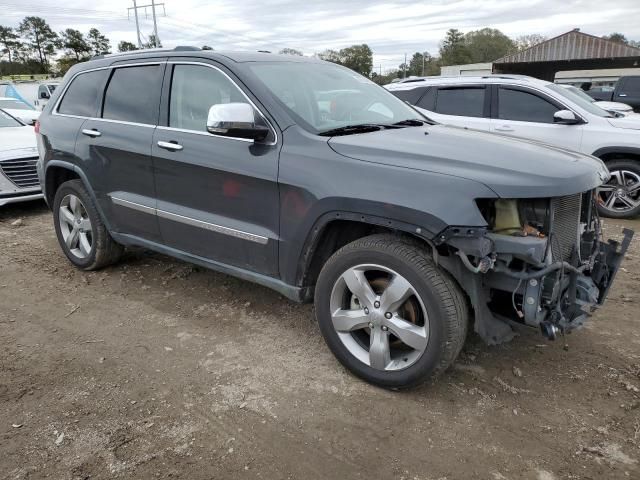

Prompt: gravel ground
[1,200,639,480]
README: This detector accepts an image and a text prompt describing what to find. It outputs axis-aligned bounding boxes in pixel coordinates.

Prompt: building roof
[494,29,640,64]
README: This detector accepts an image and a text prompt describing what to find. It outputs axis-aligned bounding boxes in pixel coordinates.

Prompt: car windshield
[562,85,598,103]
[248,62,427,134]
[547,84,611,117]
[0,109,23,127]
[0,99,34,111]
[47,84,57,92]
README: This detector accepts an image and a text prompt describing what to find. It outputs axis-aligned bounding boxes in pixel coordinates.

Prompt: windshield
[563,85,597,103]
[248,62,426,134]
[0,109,23,127]
[47,84,57,92]
[547,84,611,117]
[0,99,34,111]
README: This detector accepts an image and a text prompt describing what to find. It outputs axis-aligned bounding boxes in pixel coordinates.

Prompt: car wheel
[597,159,640,218]
[53,179,123,270]
[314,234,469,389]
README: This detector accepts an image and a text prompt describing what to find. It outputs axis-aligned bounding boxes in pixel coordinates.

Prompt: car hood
[328,124,607,198]
[4,108,40,123]
[607,115,640,130]
[0,126,37,160]
[594,100,633,112]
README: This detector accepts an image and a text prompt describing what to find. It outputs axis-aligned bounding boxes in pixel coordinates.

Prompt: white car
[0,97,40,125]
[559,84,636,116]
[386,75,640,218]
[0,109,43,206]
[33,82,60,111]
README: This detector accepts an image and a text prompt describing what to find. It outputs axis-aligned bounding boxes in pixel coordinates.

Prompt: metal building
[493,29,640,81]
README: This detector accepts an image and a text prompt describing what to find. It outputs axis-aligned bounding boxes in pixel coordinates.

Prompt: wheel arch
[592,146,640,162]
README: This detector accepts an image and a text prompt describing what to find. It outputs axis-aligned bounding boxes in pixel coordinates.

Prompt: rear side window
[102,65,162,124]
[498,88,558,123]
[391,87,428,106]
[169,64,246,132]
[57,70,106,117]
[416,87,436,110]
[434,87,485,118]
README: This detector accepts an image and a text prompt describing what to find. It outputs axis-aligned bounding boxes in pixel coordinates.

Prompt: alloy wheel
[329,264,429,371]
[58,194,93,259]
[598,169,640,214]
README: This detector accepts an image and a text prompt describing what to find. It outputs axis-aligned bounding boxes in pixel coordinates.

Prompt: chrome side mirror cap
[553,109,581,125]
[206,103,270,141]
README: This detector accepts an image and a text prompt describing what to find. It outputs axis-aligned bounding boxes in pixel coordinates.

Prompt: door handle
[81,128,101,138]
[157,140,183,151]
[494,125,514,132]
[618,93,628,97]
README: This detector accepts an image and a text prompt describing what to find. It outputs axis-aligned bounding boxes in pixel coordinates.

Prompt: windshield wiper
[392,118,428,126]
[318,124,388,137]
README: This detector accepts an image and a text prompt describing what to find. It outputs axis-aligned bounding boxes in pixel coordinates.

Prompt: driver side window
[169,64,246,132]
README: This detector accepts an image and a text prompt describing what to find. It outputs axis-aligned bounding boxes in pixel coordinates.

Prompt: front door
[152,61,280,276]
[490,85,584,151]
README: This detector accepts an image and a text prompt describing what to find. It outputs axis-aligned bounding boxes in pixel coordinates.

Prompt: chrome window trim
[109,195,269,245]
[165,61,279,146]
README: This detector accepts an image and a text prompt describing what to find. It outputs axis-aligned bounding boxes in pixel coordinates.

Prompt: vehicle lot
[1,202,639,480]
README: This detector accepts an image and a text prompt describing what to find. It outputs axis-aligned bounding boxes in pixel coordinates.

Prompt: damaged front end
[435,191,634,344]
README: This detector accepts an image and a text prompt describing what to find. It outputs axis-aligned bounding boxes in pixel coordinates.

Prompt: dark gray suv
[36,48,633,388]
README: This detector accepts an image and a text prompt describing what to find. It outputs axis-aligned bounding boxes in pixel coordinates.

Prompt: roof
[384,74,548,90]
[494,30,640,64]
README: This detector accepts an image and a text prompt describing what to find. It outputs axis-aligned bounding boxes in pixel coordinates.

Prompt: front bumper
[0,191,44,207]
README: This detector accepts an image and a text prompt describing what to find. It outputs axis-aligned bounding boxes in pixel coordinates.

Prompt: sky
[2,0,640,72]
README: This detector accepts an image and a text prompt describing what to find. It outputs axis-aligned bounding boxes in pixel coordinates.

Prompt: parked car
[34,82,60,111]
[585,76,640,111]
[559,84,635,116]
[37,49,632,389]
[587,85,616,101]
[0,97,40,125]
[0,109,43,206]
[386,75,640,218]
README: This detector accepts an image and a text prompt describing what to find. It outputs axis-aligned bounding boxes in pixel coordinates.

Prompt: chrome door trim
[156,125,254,143]
[109,195,269,245]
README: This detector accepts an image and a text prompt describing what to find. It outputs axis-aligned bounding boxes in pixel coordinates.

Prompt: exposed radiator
[551,194,582,261]
[0,157,39,188]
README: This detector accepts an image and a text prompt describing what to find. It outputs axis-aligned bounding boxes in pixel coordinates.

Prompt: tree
[402,52,439,77]
[603,33,628,44]
[463,28,515,63]
[514,34,547,51]
[339,44,373,76]
[317,49,341,64]
[202,45,213,50]
[279,48,303,56]
[439,29,471,66]
[0,26,20,63]
[18,16,59,71]
[144,34,161,48]
[60,29,91,60]
[87,28,110,55]
[118,41,138,52]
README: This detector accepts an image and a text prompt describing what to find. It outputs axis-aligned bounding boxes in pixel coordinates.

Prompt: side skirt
[110,232,309,303]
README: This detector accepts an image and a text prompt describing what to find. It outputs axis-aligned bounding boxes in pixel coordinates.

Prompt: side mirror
[553,109,581,125]
[206,103,270,141]
[39,91,50,99]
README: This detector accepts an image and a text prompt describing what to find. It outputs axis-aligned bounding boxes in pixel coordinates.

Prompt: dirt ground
[0,201,639,480]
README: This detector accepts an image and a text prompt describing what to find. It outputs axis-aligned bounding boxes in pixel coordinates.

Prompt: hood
[607,115,640,130]
[0,126,38,161]
[594,101,633,113]
[328,124,607,198]
[4,108,40,124]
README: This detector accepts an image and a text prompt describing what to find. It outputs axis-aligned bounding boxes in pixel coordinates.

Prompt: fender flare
[592,146,640,159]
[44,160,113,231]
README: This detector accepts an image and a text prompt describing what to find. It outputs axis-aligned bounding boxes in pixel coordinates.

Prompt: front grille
[550,194,582,261]
[0,157,39,188]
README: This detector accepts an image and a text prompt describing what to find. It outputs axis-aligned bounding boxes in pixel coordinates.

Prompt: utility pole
[422,53,425,76]
[128,1,166,48]
[403,53,407,78]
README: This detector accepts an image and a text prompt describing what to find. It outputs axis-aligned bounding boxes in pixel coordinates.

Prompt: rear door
[614,77,640,111]
[151,60,280,276]
[414,85,491,131]
[75,60,165,242]
[490,85,583,151]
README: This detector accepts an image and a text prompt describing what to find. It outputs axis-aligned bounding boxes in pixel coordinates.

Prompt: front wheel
[314,234,469,389]
[597,159,640,218]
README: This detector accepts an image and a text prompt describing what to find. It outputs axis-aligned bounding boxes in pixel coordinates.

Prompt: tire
[52,179,123,270]
[597,159,640,219]
[314,234,469,389]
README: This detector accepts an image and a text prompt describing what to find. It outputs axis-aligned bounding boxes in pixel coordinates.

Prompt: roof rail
[92,45,201,60]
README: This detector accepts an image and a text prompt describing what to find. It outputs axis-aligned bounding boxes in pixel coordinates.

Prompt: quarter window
[57,70,106,117]
[169,64,246,132]
[497,88,558,123]
[434,87,485,118]
[102,65,162,124]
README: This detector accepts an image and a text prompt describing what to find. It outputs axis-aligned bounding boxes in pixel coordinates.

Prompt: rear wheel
[53,180,123,270]
[597,159,640,218]
[314,234,468,389]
